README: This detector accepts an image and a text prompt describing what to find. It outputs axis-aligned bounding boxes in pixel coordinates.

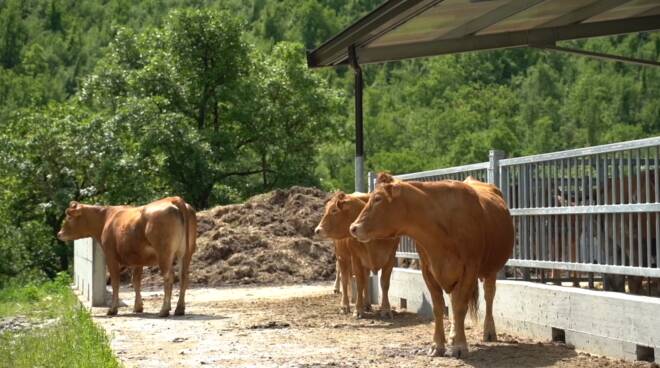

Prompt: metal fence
[370,137,660,278]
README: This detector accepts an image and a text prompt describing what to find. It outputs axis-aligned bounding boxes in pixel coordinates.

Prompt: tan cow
[58,197,197,317]
[316,192,399,318]
[350,173,514,357]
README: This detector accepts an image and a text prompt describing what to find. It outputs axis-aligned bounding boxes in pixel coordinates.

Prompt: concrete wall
[380,267,660,363]
[73,238,107,307]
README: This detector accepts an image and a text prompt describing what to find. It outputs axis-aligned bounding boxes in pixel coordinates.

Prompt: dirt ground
[91,283,656,368]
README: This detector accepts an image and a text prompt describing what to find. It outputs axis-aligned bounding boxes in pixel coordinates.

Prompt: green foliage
[0,273,120,368]
[1,0,660,280]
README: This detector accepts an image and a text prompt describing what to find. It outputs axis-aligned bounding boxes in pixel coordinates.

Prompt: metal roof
[307,0,660,68]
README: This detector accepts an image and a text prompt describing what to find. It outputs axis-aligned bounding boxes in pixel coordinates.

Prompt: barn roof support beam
[349,45,365,193]
[537,44,660,68]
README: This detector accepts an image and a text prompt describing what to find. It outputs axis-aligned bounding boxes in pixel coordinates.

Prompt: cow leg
[338,258,351,314]
[421,262,446,357]
[362,267,372,312]
[379,257,395,319]
[604,273,625,292]
[448,275,478,358]
[158,256,175,317]
[132,266,143,313]
[333,260,341,294]
[483,275,497,342]
[353,261,367,319]
[628,276,643,295]
[107,259,120,316]
[571,231,579,287]
[350,276,357,304]
[175,252,192,316]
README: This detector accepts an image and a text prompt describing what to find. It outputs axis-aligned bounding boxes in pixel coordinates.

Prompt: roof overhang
[307,0,660,68]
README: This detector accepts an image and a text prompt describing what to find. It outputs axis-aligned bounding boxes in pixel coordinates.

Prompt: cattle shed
[307,0,660,363]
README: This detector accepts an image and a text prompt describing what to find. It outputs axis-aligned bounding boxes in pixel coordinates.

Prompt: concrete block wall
[73,238,107,307]
[379,267,660,363]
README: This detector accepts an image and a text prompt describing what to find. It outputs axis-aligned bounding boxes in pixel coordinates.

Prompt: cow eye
[374,196,382,203]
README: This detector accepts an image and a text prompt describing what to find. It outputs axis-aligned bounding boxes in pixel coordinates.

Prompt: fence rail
[370,136,660,278]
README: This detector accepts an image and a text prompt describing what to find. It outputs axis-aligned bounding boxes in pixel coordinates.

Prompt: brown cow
[316,192,399,318]
[350,173,514,357]
[58,197,197,317]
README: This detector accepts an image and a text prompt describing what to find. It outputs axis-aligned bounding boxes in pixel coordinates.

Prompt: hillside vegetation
[1,0,659,281]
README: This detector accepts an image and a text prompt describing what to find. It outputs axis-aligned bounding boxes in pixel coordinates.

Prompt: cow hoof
[333,289,340,294]
[133,306,143,313]
[483,331,497,342]
[449,344,468,358]
[353,310,364,319]
[379,309,393,319]
[427,345,445,357]
[364,304,372,312]
[158,310,170,318]
[106,308,118,316]
[174,306,185,316]
[340,306,350,314]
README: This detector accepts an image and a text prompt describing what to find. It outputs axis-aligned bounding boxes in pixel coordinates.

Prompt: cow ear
[377,172,395,185]
[66,202,82,217]
[66,207,82,217]
[336,199,345,210]
[382,183,401,201]
[336,191,346,200]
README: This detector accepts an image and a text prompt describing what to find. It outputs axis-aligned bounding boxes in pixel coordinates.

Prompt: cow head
[349,178,402,242]
[315,192,366,239]
[57,201,92,241]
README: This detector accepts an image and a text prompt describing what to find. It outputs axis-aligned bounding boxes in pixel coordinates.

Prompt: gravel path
[91,283,655,368]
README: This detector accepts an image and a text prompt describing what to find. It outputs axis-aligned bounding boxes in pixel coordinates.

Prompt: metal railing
[370,137,660,278]
[501,137,660,278]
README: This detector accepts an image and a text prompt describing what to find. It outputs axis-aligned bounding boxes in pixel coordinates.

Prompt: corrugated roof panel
[478,0,597,35]
[585,0,660,22]
[306,0,660,68]
[369,0,506,47]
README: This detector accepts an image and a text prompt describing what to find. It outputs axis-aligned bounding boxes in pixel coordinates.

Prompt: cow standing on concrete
[316,192,399,318]
[350,173,514,357]
[58,197,197,317]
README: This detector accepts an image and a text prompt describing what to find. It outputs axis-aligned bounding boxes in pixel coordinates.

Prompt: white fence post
[488,149,505,186]
[488,149,508,279]
[73,238,107,307]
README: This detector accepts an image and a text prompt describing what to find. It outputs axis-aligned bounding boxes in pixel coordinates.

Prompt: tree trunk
[261,153,268,187]
[197,84,211,130]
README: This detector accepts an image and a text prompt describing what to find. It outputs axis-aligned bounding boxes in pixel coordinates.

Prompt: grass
[0,273,120,368]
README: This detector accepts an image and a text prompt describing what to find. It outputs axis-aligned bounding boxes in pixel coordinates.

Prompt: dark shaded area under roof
[307,0,660,68]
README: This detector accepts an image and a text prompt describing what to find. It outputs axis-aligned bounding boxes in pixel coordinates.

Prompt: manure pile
[139,187,336,286]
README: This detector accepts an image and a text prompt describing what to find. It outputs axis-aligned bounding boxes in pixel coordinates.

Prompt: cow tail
[182,204,189,261]
[467,278,479,324]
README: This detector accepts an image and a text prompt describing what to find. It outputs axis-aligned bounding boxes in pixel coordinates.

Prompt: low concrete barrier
[377,267,659,363]
[73,238,107,307]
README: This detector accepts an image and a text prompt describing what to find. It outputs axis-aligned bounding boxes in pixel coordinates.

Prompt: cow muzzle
[57,231,69,241]
[314,226,325,237]
[349,223,369,242]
